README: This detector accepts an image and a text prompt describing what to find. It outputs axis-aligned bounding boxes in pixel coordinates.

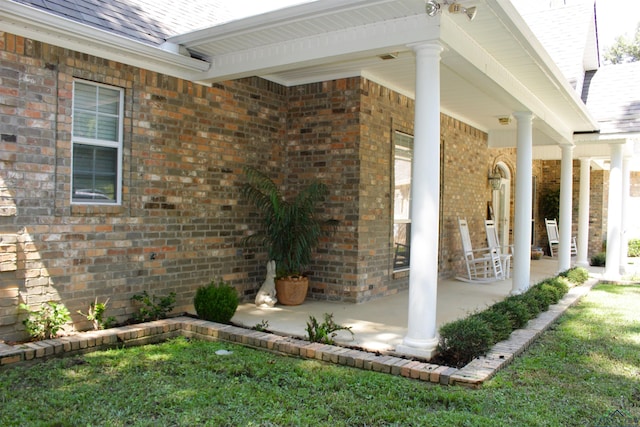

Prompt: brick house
[1,0,638,357]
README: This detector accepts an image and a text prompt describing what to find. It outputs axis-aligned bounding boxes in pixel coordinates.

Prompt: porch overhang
[2,0,600,147]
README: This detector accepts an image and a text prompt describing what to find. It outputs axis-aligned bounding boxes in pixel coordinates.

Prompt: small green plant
[628,239,640,257]
[590,252,606,267]
[19,301,71,340]
[306,313,354,345]
[252,320,270,332]
[193,279,239,324]
[437,316,493,368]
[131,291,176,322]
[77,298,116,330]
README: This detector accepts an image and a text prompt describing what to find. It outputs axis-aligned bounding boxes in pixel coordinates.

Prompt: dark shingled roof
[9,0,229,45]
[582,62,640,134]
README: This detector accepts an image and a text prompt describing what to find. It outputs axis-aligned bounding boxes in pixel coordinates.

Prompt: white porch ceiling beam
[191,14,439,84]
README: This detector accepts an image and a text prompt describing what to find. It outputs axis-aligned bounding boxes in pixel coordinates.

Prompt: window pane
[72,144,117,202]
[74,83,97,110]
[98,87,120,115]
[73,112,96,138]
[393,223,411,269]
[97,116,118,141]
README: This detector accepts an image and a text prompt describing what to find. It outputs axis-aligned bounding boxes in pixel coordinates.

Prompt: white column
[576,158,591,267]
[605,143,623,279]
[620,156,631,274]
[558,144,574,272]
[397,41,442,360]
[511,112,534,295]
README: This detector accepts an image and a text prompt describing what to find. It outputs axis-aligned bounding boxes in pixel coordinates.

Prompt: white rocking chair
[484,219,512,279]
[545,218,577,257]
[457,218,504,283]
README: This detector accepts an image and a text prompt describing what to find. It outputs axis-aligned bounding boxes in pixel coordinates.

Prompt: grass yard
[1,284,639,426]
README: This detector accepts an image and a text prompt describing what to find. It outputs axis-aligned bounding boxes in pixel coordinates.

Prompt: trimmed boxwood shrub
[437,269,577,368]
[590,252,606,267]
[545,276,570,296]
[491,297,532,329]
[471,309,512,342]
[194,280,239,324]
[559,267,589,284]
[437,316,493,368]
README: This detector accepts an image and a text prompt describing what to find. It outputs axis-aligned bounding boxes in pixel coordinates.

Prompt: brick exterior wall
[2,31,623,340]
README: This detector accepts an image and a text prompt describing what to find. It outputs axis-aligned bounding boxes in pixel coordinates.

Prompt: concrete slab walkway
[232,258,604,353]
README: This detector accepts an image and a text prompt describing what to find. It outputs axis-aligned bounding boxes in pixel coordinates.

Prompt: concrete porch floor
[232,258,607,353]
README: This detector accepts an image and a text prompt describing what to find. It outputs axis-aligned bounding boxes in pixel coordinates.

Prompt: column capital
[512,111,534,121]
[408,40,443,56]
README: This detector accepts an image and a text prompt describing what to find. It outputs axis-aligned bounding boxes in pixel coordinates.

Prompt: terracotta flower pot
[275,276,309,306]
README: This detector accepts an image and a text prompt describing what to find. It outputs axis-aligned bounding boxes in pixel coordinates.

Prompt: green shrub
[437,317,493,368]
[524,286,554,312]
[131,291,176,322]
[471,309,512,342]
[559,267,589,284]
[545,276,570,296]
[539,283,562,304]
[19,301,71,340]
[491,297,532,329]
[194,280,239,324]
[509,293,542,318]
[590,252,606,267]
[628,239,640,257]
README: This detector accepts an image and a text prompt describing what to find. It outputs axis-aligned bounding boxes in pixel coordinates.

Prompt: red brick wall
[0,34,287,339]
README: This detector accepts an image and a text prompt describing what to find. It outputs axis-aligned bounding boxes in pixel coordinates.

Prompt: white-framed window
[71,80,123,204]
[393,131,413,270]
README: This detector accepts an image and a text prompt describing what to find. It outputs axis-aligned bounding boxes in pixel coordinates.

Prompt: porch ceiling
[169,0,599,145]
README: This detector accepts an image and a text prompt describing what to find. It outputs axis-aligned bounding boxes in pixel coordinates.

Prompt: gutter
[0,0,210,78]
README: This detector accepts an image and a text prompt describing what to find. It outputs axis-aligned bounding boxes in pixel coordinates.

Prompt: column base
[396,336,439,360]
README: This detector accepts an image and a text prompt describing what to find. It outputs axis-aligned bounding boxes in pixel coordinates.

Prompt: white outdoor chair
[484,219,512,279]
[457,218,504,282]
[545,218,577,257]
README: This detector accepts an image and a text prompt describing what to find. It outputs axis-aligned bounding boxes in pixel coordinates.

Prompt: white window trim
[70,80,124,205]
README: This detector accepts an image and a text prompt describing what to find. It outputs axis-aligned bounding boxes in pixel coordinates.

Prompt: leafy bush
[306,313,353,345]
[590,252,606,267]
[438,270,575,368]
[491,297,532,329]
[437,316,493,368]
[544,276,570,296]
[471,309,512,342]
[131,291,176,322]
[559,267,589,284]
[194,280,239,324]
[628,239,640,257]
[19,301,71,340]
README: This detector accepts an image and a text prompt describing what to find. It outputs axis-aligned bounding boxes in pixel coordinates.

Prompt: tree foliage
[604,23,640,64]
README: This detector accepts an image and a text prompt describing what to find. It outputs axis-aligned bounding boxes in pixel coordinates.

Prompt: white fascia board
[0,0,210,78]
[191,14,439,83]
[168,0,395,46]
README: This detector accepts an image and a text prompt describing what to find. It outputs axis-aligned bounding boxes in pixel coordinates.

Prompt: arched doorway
[492,162,512,249]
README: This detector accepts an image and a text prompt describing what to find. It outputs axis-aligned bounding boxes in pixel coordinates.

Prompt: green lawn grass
[1,284,638,426]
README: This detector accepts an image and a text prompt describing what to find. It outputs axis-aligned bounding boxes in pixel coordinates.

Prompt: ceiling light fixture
[425,0,441,16]
[448,3,477,21]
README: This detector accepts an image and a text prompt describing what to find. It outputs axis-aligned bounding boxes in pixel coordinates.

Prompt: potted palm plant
[242,166,337,305]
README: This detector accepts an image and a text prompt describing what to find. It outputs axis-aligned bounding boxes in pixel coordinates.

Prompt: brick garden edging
[0,279,597,388]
